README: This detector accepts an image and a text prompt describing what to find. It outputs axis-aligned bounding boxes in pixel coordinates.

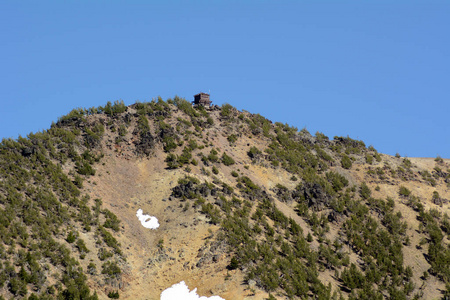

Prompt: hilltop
[0,98,449,299]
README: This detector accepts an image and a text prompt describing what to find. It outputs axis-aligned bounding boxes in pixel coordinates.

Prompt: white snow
[136,209,160,229]
[160,281,224,300]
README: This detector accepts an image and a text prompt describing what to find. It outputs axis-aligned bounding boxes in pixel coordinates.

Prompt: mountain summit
[0,98,449,299]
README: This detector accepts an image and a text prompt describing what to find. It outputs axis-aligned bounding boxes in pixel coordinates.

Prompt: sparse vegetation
[0,97,447,299]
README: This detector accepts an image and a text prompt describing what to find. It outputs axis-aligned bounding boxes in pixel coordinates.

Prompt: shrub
[165,153,180,169]
[341,155,352,169]
[227,134,238,145]
[118,125,127,136]
[399,186,411,197]
[435,155,444,164]
[87,263,97,275]
[212,166,219,175]
[247,146,262,159]
[229,257,239,270]
[221,103,234,117]
[101,261,121,278]
[102,100,127,116]
[359,183,371,200]
[326,171,348,192]
[108,291,120,299]
[67,231,77,243]
[222,153,235,166]
[76,161,96,176]
[208,149,219,162]
[103,209,121,232]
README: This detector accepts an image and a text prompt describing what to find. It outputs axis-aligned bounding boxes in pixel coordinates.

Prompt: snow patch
[136,209,159,229]
[160,281,224,300]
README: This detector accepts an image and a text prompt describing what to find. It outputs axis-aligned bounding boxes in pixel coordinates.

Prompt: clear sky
[1,1,449,158]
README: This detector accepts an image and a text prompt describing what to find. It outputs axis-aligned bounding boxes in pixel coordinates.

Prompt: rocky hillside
[0,98,449,300]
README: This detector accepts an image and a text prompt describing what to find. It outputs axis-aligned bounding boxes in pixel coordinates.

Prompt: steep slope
[0,98,449,300]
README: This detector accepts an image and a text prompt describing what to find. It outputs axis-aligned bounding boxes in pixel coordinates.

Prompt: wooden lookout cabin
[193,92,211,107]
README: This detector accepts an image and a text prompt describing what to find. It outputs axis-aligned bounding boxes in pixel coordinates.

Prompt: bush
[326,171,348,192]
[208,149,219,162]
[101,261,121,278]
[221,103,234,117]
[227,134,238,145]
[102,100,127,116]
[359,183,371,200]
[399,186,411,197]
[247,146,262,159]
[67,231,77,243]
[229,257,239,270]
[212,166,219,175]
[108,291,120,299]
[341,155,352,169]
[76,161,96,176]
[222,153,235,166]
[165,153,180,169]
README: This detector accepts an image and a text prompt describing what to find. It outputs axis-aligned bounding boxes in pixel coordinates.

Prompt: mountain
[0,98,449,300]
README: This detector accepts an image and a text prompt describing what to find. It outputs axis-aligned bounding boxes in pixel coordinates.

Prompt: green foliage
[221,152,235,166]
[365,154,374,164]
[76,160,96,176]
[247,146,262,159]
[398,186,411,197]
[58,108,87,124]
[341,155,352,169]
[178,147,192,165]
[359,182,371,200]
[76,238,89,254]
[212,166,219,175]
[0,104,123,300]
[118,125,127,136]
[108,290,120,298]
[435,155,444,164]
[227,134,238,145]
[103,209,121,232]
[137,114,150,134]
[341,264,366,289]
[221,103,234,117]
[239,176,260,192]
[102,100,127,116]
[326,171,348,192]
[2,97,444,299]
[165,153,180,169]
[98,227,121,254]
[102,261,122,278]
[173,96,198,118]
[67,231,77,243]
[207,149,219,162]
[315,131,329,142]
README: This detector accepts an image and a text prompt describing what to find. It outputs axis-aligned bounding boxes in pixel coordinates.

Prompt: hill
[0,98,449,299]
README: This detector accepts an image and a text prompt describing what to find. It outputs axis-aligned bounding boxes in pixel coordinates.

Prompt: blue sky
[1,1,449,158]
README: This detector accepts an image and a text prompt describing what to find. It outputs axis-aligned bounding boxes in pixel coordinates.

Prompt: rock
[247,279,256,290]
